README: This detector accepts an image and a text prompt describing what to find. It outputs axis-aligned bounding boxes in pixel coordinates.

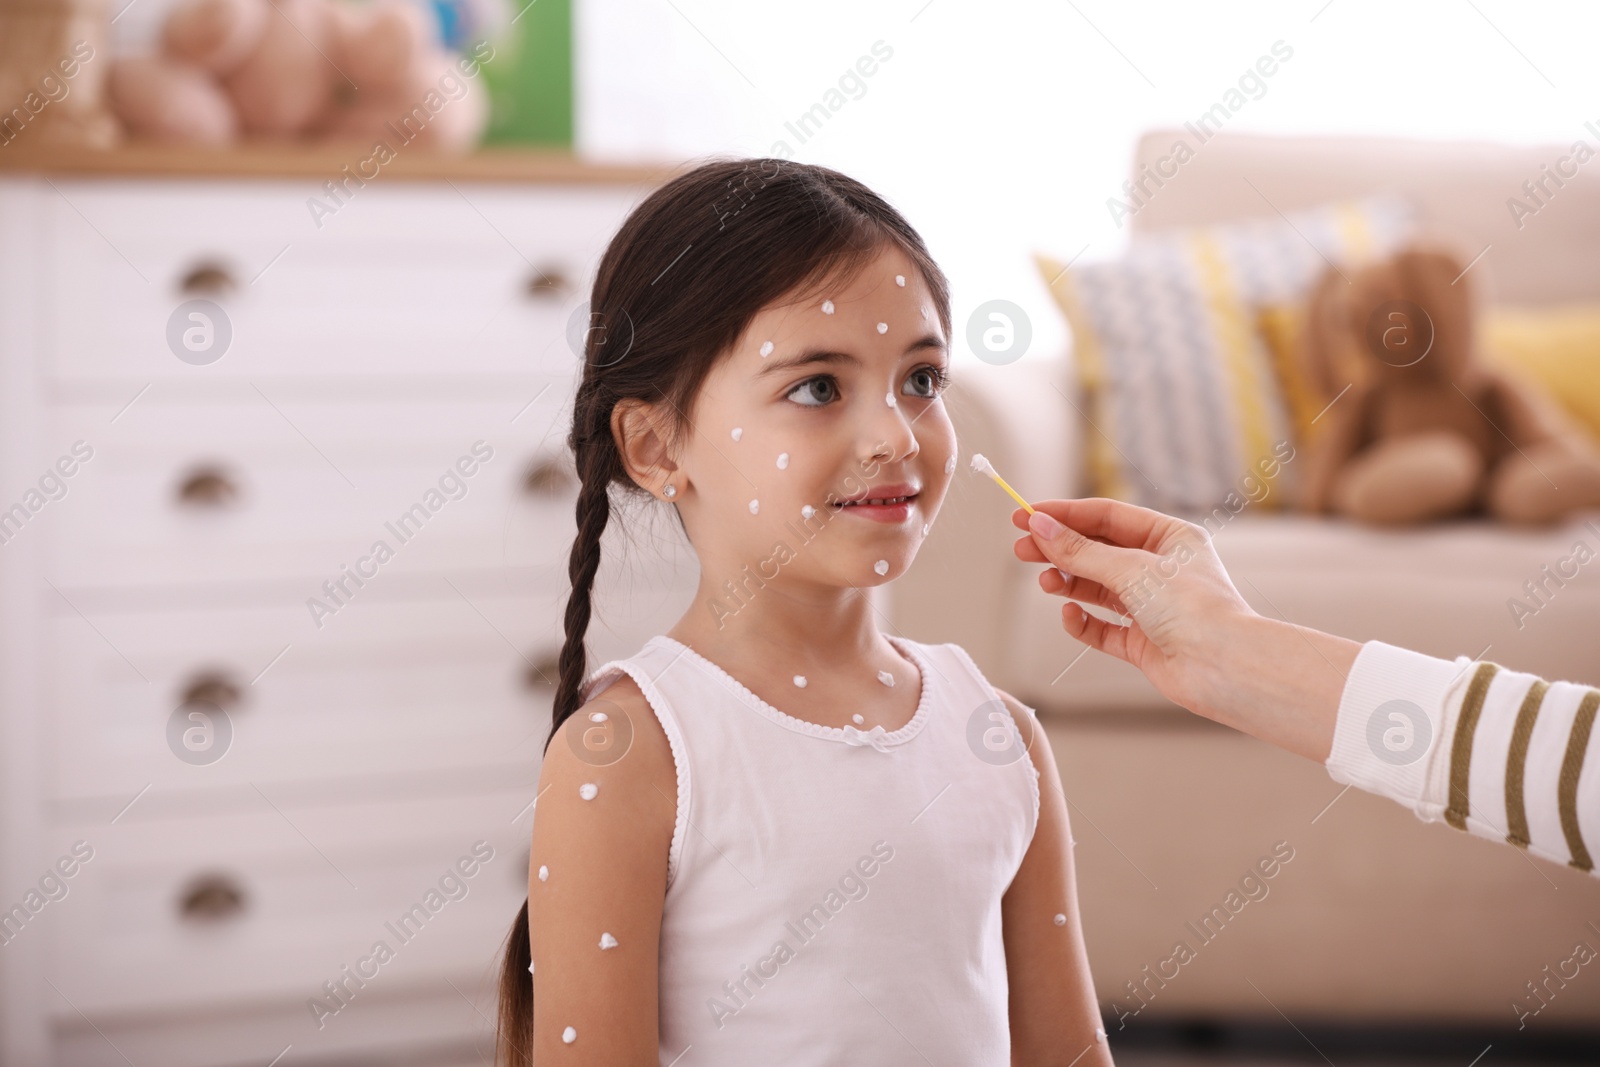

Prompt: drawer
[49,563,697,801]
[48,788,537,1018]
[41,179,644,383]
[46,391,580,589]
[50,586,563,800]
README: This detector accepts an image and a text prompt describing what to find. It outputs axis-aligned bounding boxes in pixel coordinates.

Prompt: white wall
[577,0,1600,364]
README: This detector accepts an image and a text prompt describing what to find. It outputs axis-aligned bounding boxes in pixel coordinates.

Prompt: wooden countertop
[0,143,688,184]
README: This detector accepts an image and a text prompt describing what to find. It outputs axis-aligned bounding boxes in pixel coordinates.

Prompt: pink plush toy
[108,0,491,151]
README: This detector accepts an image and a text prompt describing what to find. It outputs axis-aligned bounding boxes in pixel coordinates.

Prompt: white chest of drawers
[0,149,696,1066]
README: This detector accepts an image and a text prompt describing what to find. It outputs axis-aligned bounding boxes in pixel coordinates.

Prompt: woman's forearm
[1188,613,1362,764]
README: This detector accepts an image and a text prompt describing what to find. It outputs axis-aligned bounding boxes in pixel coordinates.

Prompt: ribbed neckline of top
[648,632,934,747]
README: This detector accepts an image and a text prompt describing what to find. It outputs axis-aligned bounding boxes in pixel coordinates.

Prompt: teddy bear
[1297,243,1600,526]
[107,0,490,151]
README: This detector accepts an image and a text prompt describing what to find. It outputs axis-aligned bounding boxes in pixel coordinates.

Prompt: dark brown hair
[495,155,952,1064]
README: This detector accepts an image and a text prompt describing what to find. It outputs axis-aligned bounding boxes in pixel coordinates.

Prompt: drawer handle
[523,651,560,690]
[178,873,247,923]
[176,465,241,509]
[522,457,575,496]
[525,267,574,300]
[179,261,238,296]
[182,670,242,712]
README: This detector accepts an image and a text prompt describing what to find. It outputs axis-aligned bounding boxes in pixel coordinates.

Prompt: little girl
[495,157,1109,1065]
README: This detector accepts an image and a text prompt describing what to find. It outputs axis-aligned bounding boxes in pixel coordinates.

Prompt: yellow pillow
[1479,305,1600,442]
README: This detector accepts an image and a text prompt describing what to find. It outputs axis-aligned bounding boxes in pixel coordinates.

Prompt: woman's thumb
[1027,509,1131,588]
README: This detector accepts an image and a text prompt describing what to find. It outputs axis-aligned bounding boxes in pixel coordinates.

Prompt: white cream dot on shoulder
[579,783,598,800]
[599,932,619,950]
[852,713,865,724]
[877,670,895,687]
[777,452,789,469]
[562,1026,577,1044]
[538,864,548,881]
[793,675,807,688]
[749,498,760,514]
[731,426,742,441]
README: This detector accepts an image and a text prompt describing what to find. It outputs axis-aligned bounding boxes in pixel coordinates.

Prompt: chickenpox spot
[885,391,896,408]
[876,322,888,334]
[600,932,619,950]
[922,522,930,536]
[760,340,774,357]
[895,275,905,286]
[874,559,889,575]
[852,713,865,724]
[538,864,549,881]
[877,670,895,687]
[579,783,598,800]
[731,427,743,442]
[562,1027,577,1044]
[777,452,789,469]
[749,498,760,514]
[944,456,956,474]
[590,710,607,722]
[793,675,807,688]
[1053,913,1066,925]
[801,504,815,519]
[821,299,835,314]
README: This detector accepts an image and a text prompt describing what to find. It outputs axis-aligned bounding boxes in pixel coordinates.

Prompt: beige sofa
[892,131,1600,1026]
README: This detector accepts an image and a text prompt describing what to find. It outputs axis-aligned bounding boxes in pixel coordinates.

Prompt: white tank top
[581,632,1041,1066]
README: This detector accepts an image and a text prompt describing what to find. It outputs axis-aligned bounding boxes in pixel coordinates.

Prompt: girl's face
[673,243,956,593]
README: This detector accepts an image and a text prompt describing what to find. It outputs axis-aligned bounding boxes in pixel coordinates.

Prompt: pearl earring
[663,483,676,499]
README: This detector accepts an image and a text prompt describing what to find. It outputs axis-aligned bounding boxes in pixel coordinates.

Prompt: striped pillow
[1036,196,1415,515]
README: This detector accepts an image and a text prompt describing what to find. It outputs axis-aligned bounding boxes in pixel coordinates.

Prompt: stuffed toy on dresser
[1297,244,1600,526]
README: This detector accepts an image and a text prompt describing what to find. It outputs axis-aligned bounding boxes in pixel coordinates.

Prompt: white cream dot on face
[538,864,548,881]
[793,675,807,688]
[895,274,905,286]
[1053,912,1066,926]
[731,426,743,442]
[876,322,888,334]
[801,504,815,519]
[1095,1027,1107,1043]
[528,960,535,974]
[944,455,956,474]
[562,1027,577,1044]
[852,713,865,724]
[922,523,930,536]
[760,340,774,357]
[599,932,619,950]
[874,559,888,575]
[885,391,896,408]
[821,299,835,314]
[749,498,759,514]
[877,670,895,687]
[776,452,789,469]
[579,783,597,800]
[921,307,929,319]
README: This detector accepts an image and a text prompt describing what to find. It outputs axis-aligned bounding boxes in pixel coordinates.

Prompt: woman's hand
[1012,498,1360,763]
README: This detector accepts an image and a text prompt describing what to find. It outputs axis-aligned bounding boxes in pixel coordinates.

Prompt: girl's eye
[785,375,839,407]
[905,364,951,399]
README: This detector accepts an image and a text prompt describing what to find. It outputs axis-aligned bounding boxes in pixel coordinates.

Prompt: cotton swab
[969,453,1035,515]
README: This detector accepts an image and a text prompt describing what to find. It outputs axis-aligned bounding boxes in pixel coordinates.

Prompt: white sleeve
[1325,640,1600,878]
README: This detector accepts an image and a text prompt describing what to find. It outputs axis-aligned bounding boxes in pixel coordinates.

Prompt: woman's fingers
[1039,566,1130,618]
[1060,599,1142,665]
[1015,507,1153,596]
[1011,498,1184,553]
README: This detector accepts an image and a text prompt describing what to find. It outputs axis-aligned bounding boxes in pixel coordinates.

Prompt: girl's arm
[995,686,1114,1067]
[528,675,678,1064]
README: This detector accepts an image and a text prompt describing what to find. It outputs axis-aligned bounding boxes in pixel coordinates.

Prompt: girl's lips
[833,494,917,523]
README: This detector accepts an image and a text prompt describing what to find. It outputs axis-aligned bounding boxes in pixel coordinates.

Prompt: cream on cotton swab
[969,453,1035,515]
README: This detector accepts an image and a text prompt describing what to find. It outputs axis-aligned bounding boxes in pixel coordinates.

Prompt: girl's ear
[612,397,681,496]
